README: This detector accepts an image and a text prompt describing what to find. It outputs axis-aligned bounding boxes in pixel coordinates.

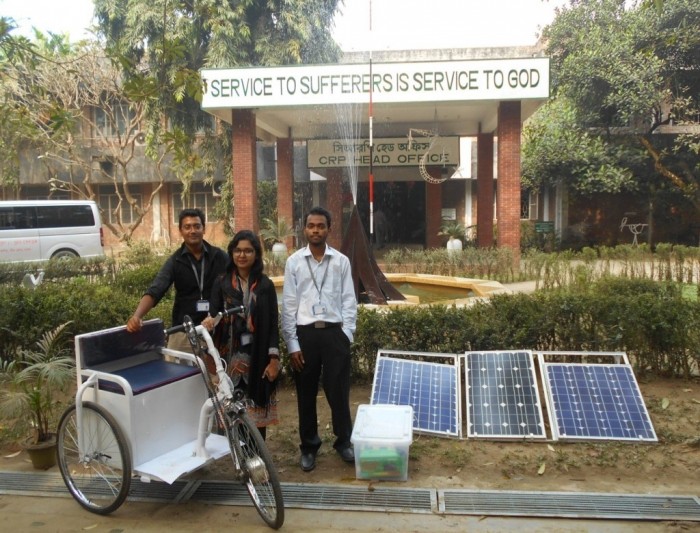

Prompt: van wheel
[52,249,79,260]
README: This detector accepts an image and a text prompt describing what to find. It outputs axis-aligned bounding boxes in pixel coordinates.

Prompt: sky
[1,0,568,50]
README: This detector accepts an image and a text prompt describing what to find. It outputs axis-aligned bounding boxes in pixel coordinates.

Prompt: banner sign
[202,57,549,109]
[307,137,460,168]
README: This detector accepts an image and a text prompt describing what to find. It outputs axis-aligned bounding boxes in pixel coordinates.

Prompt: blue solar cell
[371,356,459,436]
[545,363,657,441]
[465,351,546,439]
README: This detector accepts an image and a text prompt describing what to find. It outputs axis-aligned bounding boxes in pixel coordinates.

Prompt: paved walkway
[502,280,539,294]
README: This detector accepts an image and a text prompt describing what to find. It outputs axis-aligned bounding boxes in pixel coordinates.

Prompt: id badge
[312,303,327,315]
[240,332,253,346]
[196,299,210,312]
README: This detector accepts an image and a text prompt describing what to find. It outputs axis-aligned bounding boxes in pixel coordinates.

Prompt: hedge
[350,277,700,382]
[1,276,697,381]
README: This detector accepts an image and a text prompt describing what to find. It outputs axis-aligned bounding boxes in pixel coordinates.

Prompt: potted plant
[438,221,465,254]
[260,217,296,258]
[0,322,74,469]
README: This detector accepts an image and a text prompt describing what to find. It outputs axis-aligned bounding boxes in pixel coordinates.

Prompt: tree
[522,96,637,195]
[5,36,171,241]
[0,17,37,192]
[533,0,700,216]
[93,0,343,225]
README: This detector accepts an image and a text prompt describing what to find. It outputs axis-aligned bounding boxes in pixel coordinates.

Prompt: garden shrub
[348,277,700,382]
[0,256,113,285]
[0,281,138,360]
[2,245,699,382]
[112,260,168,297]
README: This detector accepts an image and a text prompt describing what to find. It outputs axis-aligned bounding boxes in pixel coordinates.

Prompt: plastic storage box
[351,404,413,481]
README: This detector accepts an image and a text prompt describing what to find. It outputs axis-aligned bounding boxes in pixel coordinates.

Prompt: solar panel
[370,351,460,437]
[464,351,546,439]
[543,363,657,442]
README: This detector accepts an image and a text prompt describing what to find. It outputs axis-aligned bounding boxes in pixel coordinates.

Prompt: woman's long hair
[226,229,264,280]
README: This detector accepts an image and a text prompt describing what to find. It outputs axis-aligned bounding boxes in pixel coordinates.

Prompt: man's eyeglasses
[233,248,255,256]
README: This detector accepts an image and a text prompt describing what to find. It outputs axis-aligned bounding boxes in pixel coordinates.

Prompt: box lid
[351,404,413,443]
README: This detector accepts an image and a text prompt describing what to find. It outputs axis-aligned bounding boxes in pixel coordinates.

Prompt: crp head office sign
[201,57,549,108]
[308,137,460,168]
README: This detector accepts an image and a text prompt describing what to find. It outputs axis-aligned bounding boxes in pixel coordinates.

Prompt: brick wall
[497,101,521,262]
[276,137,294,249]
[232,109,258,234]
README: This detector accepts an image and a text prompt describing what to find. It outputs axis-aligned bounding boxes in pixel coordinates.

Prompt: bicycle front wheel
[226,411,284,529]
[56,402,132,515]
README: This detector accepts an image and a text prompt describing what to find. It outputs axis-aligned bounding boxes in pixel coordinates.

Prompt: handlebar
[164,305,245,337]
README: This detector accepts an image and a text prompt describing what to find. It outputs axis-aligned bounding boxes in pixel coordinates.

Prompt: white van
[0,200,105,262]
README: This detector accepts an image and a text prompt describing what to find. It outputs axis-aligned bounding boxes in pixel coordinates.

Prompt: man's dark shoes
[300,452,316,472]
[338,446,355,463]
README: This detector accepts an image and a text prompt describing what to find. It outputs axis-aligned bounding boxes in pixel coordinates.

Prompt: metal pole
[368,0,374,240]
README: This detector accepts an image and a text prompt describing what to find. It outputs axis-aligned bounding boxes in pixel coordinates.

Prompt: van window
[37,205,95,228]
[0,206,37,229]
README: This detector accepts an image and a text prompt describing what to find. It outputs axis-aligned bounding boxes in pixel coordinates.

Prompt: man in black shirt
[126,208,228,351]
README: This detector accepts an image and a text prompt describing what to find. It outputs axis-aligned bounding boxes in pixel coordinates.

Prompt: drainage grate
[274,482,436,513]
[2,472,698,522]
[439,489,700,521]
[0,471,70,498]
[192,480,436,513]
[128,478,194,503]
[0,472,435,514]
[189,480,250,506]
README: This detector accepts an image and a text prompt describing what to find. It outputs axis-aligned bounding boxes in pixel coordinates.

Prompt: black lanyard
[189,255,205,299]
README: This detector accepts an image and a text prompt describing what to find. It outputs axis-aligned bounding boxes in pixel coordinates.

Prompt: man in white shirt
[281,206,358,472]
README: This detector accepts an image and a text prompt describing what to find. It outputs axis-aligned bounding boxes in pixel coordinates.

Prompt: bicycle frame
[164,322,242,460]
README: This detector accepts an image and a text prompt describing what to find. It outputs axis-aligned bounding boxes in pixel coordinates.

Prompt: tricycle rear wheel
[56,402,132,515]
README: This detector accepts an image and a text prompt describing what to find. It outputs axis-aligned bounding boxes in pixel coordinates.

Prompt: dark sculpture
[341,205,405,305]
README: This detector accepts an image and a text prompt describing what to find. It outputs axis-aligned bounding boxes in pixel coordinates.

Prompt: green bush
[0,256,113,285]
[381,246,516,282]
[112,260,167,297]
[346,278,700,382]
[2,244,699,384]
[0,281,137,359]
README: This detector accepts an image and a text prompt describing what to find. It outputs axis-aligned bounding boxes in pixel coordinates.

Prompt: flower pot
[446,237,463,255]
[271,242,288,259]
[22,435,57,470]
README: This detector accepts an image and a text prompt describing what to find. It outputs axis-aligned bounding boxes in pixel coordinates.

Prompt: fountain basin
[271,273,508,307]
[382,273,508,305]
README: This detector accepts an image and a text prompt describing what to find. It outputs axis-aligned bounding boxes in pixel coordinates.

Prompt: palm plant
[260,217,296,248]
[0,322,74,444]
[438,221,466,242]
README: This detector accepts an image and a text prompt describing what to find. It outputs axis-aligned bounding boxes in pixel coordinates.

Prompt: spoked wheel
[226,411,284,529]
[56,402,132,515]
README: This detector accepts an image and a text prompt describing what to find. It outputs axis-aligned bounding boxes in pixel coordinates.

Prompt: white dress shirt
[281,244,357,354]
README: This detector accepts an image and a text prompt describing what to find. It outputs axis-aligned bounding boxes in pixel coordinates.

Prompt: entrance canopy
[200,48,550,254]
[201,53,549,142]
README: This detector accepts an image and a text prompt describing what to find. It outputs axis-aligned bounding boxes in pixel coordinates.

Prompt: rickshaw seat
[77,319,199,395]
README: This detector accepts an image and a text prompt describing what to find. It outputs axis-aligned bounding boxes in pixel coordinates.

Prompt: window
[195,113,217,134]
[94,103,135,138]
[521,190,539,220]
[172,182,218,224]
[24,186,69,200]
[98,188,142,225]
